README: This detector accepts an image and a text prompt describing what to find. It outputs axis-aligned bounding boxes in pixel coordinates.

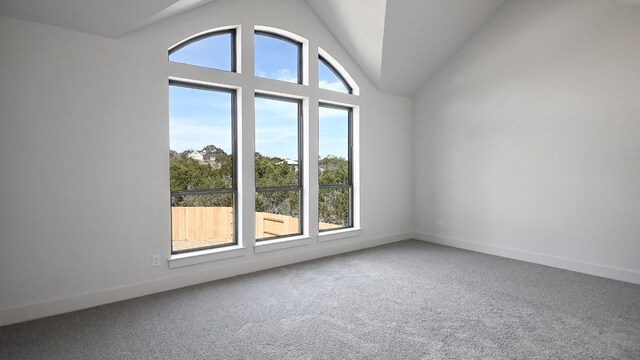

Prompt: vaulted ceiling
[1,0,638,96]
[305,0,506,96]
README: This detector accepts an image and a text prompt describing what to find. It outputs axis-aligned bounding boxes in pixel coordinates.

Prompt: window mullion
[171,189,235,196]
[307,45,320,239]
[318,184,350,190]
[256,185,302,192]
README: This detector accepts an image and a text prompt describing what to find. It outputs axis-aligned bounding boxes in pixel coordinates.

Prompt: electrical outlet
[152,254,160,267]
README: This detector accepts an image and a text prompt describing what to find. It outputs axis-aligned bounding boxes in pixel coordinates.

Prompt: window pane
[171,194,234,252]
[319,187,351,230]
[169,84,233,191]
[169,32,233,71]
[319,58,350,93]
[319,106,349,185]
[256,190,301,240]
[255,96,300,187]
[255,32,300,83]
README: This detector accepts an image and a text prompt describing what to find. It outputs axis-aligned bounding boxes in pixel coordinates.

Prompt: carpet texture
[1,240,639,359]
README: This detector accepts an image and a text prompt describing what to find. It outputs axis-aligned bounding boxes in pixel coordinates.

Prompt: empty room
[1,0,639,358]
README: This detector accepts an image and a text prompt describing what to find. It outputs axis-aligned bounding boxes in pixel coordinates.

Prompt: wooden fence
[171,207,234,251]
[171,207,341,250]
[256,212,299,238]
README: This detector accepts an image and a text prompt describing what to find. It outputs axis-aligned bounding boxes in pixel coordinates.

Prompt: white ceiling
[379,0,506,96]
[305,0,507,95]
[1,0,638,95]
[303,0,388,91]
[0,0,186,38]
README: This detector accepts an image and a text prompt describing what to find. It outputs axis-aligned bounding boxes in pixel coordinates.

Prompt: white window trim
[318,47,359,96]
[169,246,247,268]
[254,235,312,253]
[318,228,363,243]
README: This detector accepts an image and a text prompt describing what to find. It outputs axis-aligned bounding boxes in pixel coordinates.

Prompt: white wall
[0,0,413,325]
[413,0,640,284]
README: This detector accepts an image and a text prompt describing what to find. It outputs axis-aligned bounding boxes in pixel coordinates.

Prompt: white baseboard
[413,232,640,285]
[0,232,411,327]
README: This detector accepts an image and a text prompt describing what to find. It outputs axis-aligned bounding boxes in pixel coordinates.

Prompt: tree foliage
[170,149,233,207]
[202,144,226,155]
[254,153,300,216]
[170,153,232,191]
[318,155,349,226]
[255,153,298,188]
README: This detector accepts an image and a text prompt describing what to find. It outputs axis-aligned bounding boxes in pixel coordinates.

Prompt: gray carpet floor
[1,240,639,359]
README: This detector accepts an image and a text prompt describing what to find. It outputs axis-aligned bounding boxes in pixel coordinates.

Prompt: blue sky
[255,97,298,159]
[169,85,233,154]
[254,33,299,83]
[169,32,348,159]
[319,60,349,93]
[319,106,348,159]
[169,32,232,71]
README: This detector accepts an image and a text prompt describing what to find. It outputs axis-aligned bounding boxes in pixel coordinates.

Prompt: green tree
[255,153,298,187]
[170,147,349,224]
[318,155,349,226]
[255,153,300,216]
[319,188,349,226]
[170,146,233,207]
[202,144,226,155]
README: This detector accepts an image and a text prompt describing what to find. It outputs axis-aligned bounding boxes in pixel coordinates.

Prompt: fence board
[172,207,343,249]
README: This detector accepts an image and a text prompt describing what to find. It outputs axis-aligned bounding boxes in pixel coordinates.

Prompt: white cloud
[319,79,348,93]
[256,68,298,83]
[170,117,231,153]
[272,68,298,83]
[319,106,349,120]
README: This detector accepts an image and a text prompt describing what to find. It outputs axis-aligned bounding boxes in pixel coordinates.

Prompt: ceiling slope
[304,0,387,90]
[3,0,639,95]
[0,0,215,38]
[306,0,506,96]
[381,0,506,96]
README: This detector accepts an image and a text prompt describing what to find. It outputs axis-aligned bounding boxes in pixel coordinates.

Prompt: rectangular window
[255,95,303,240]
[169,81,237,253]
[319,104,352,231]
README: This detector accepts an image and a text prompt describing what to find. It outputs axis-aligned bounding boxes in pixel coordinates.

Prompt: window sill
[254,235,312,254]
[318,227,362,243]
[169,245,247,268]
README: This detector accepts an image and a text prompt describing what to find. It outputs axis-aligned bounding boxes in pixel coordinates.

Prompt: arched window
[318,48,358,95]
[255,31,302,84]
[169,29,236,72]
[319,56,352,94]
[167,25,359,260]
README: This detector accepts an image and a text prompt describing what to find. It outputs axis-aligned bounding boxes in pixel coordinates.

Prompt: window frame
[318,55,353,94]
[168,79,239,254]
[254,30,303,85]
[318,102,353,231]
[167,25,361,260]
[169,29,237,73]
[254,93,304,241]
